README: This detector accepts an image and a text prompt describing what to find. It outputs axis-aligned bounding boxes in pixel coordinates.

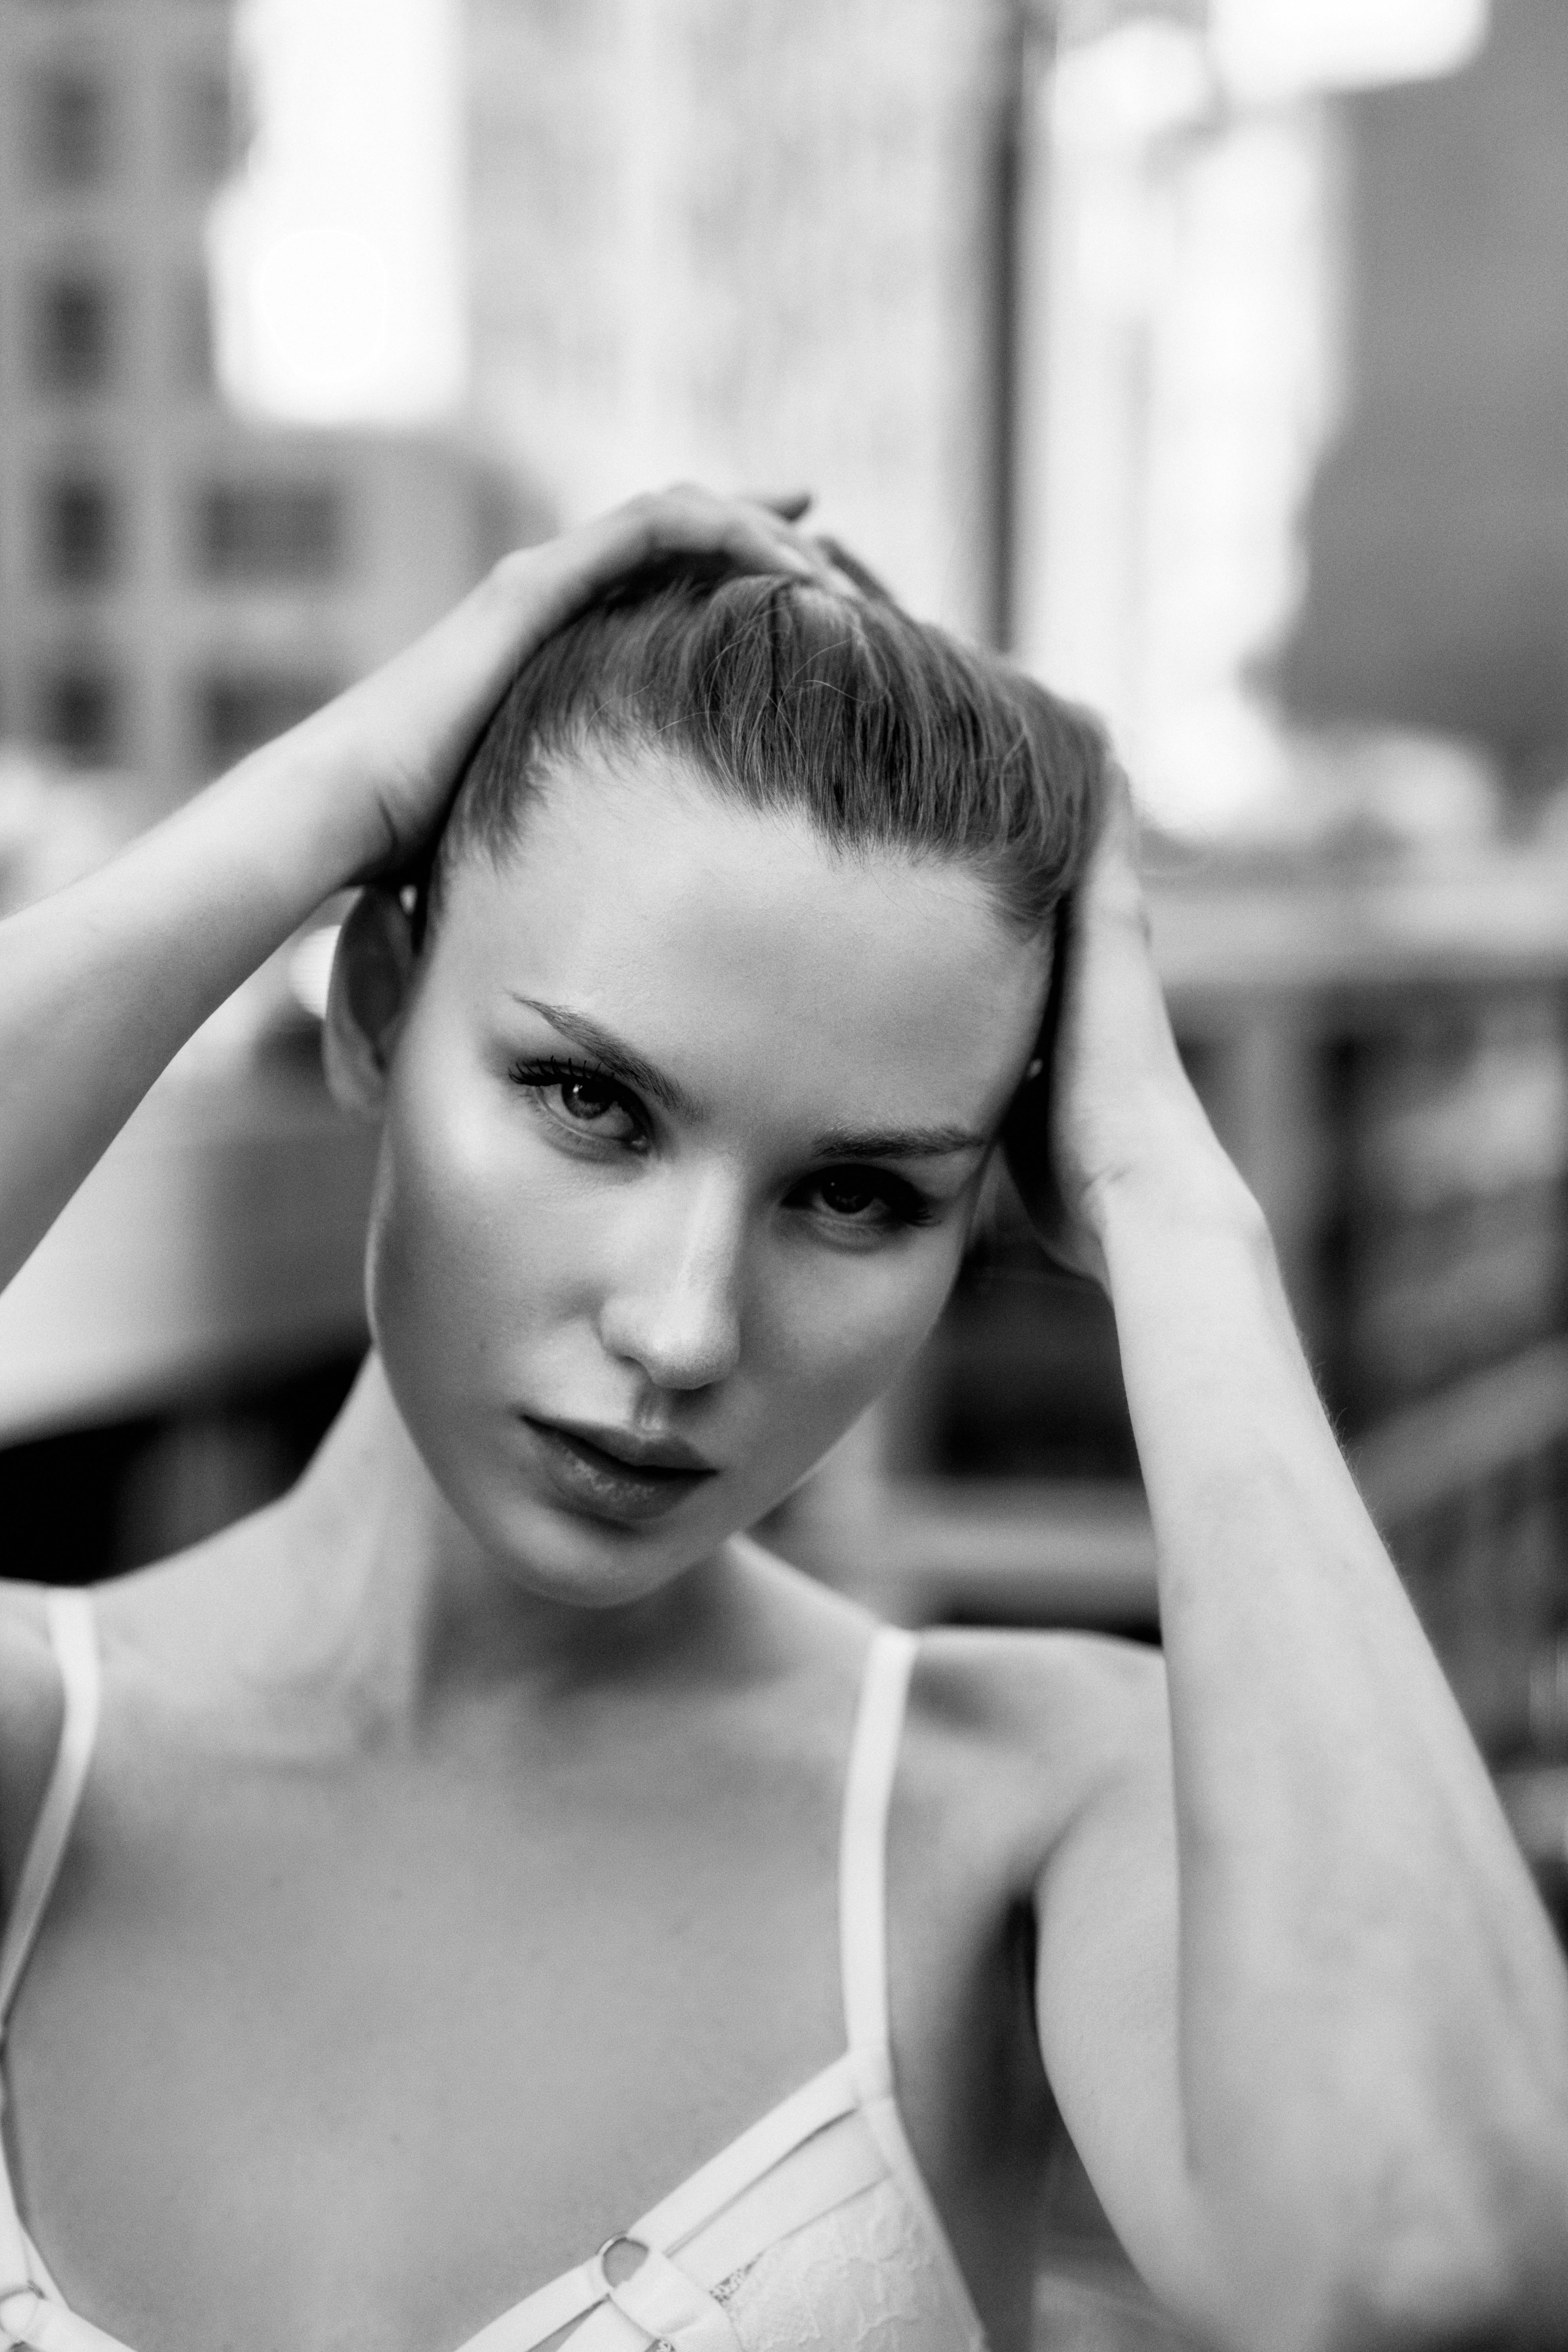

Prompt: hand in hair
[1003,761,1232,1287]
[269,484,840,886]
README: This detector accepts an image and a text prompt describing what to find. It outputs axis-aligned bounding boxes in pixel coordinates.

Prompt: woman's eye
[818,1173,885,1219]
[800,1168,934,1231]
[511,1061,644,1146]
[556,1074,627,1129]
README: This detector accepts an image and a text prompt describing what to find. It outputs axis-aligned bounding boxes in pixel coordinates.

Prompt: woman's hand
[1003,763,1238,1286]
[256,486,834,889]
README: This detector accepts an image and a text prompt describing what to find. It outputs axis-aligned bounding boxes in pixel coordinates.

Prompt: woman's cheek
[366,1068,582,1373]
[764,1227,962,1441]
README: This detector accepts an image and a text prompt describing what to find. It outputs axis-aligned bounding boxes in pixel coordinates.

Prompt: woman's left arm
[1013,778,1568,2352]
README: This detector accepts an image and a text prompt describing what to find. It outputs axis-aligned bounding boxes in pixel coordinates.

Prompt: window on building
[32,273,115,396]
[194,671,338,774]
[38,478,121,591]
[30,64,112,188]
[194,482,345,585]
[36,668,121,766]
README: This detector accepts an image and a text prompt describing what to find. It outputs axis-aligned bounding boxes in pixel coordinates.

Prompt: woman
[0,487,1564,2352]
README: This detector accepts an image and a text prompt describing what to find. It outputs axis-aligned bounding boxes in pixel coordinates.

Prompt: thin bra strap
[0,1591,101,2037]
[837,1624,918,2056]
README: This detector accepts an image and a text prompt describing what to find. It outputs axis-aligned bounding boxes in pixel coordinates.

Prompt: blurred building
[1282,0,1568,785]
[466,0,1017,638]
[0,0,504,805]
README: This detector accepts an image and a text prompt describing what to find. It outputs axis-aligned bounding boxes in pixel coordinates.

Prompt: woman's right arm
[0,489,827,1297]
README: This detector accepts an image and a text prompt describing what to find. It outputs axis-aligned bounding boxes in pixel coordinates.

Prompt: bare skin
[0,488,1565,2352]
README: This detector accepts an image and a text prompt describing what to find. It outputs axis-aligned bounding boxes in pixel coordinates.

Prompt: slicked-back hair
[425,554,1106,940]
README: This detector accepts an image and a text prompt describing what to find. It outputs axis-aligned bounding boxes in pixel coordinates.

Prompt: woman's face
[361,745,1048,1604]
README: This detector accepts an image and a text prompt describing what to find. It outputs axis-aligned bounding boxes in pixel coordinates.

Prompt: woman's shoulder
[903,1622,1169,1865]
[738,1535,1166,1811]
[0,1581,73,1904]
[911,1620,1166,1741]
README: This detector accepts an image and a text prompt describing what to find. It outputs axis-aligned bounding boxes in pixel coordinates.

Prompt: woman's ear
[322,886,419,1119]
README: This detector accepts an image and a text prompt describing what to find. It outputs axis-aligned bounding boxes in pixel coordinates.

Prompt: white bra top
[0,1590,990,2352]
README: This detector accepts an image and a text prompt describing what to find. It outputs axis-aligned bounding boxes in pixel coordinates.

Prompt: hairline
[427,713,1057,951]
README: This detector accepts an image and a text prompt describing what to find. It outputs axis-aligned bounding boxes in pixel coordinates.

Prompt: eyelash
[797,1170,937,1233]
[506,1055,940,1234]
[509,1056,650,1149]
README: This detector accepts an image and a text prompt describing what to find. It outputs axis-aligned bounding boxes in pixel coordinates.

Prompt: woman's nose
[597,1170,745,1393]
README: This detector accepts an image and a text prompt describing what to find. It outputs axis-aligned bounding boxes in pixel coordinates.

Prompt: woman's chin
[461,1472,743,1612]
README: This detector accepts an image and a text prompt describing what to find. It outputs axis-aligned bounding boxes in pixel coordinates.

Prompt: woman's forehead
[430,752,1049,1130]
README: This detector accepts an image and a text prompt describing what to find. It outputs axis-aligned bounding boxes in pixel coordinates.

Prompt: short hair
[426,554,1105,939]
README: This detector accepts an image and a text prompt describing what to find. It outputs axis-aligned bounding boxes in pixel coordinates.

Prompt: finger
[621,487,815,575]
[1071,758,1140,908]
[714,491,836,576]
[487,487,835,654]
[505,504,785,618]
[647,486,835,583]
[745,489,813,522]
[810,534,896,606]
[1097,757,1138,849]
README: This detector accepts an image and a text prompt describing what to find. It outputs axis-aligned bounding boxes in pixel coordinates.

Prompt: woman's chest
[4,1736,855,2352]
[0,1686,1055,2352]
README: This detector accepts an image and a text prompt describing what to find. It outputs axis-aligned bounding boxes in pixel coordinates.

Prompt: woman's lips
[520,1416,718,1526]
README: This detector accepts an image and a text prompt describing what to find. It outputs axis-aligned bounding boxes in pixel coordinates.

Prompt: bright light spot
[250,231,392,406]
[1054,21,1213,156]
[1212,0,1490,105]
[1138,693,1292,838]
[210,0,465,424]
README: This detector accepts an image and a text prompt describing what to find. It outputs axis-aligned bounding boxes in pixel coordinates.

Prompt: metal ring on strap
[0,2281,44,2346]
[596,2235,649,2290]
[593,2241,740,2352]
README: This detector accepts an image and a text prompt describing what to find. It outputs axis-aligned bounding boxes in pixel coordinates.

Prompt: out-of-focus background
[4,1,1568,2334]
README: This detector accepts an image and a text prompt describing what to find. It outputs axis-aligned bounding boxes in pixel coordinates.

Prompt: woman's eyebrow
[510,996,990,1158]
[509,997,700,1118]
[807,1120,991,1161]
